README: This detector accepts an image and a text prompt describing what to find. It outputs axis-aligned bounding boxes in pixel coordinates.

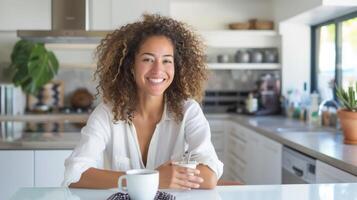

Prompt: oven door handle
[292,166,304,177]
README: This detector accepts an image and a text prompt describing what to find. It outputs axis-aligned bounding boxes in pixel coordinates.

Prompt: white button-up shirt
[62,99,223,186]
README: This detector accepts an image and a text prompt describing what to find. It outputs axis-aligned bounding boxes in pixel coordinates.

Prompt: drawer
[226,157,246,183]
[227,134,247,161]
[230,130,247,144]
[208,120,225,132]
[211,134,224,150]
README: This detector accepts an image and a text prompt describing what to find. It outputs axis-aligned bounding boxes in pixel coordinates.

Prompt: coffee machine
[251,73,281,115]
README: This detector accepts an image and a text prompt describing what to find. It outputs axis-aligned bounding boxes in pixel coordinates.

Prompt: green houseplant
[9,39,59,95]
[336,82,357,144]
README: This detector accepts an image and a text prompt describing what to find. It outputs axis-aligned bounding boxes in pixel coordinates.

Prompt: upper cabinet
[0,0,51,31]
[89,0,169,30]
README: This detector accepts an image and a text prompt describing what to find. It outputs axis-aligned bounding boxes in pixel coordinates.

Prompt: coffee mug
[118,169,159,200]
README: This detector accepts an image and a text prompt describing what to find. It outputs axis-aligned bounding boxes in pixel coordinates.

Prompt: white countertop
[10,183,357,200]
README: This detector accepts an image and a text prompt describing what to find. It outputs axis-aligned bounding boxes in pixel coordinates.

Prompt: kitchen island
[10,183,357,200]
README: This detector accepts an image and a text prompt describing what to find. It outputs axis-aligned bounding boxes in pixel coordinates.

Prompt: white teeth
[148,78,164,83]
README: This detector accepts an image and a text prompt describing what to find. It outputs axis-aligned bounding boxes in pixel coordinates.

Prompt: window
[312,12,357,100]
[341,17,357,89]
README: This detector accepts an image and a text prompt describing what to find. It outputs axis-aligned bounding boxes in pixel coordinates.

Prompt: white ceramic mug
[118,169,159,200]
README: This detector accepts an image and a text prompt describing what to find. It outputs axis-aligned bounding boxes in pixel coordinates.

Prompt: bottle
[308,92,320,126]
[300,82,310,121]
[246,93,258,113]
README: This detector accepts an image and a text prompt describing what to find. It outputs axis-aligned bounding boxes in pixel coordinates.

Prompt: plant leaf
[27,44,59,95]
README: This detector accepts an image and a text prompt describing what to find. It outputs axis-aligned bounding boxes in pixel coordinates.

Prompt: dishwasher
[282,146,316,184]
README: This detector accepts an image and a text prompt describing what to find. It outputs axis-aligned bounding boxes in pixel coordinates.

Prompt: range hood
[17,0,110,43]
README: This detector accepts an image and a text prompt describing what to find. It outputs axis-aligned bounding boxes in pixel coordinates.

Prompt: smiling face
[133,36,175,98]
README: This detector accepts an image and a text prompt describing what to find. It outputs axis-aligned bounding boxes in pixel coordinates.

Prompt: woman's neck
[135,94,164,121]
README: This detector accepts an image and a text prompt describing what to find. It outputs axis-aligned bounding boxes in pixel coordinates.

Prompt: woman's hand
[156,161,204,190]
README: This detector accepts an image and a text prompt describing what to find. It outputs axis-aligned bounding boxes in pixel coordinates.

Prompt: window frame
[311,11,357,99]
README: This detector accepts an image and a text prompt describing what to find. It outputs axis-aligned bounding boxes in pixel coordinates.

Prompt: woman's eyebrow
[140,53,173,58]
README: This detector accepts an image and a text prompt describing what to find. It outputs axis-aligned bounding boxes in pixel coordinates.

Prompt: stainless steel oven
[282,146,316,184]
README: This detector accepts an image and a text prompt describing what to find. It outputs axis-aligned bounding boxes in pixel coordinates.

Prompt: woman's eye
[143,58,154,62]
[163,59,172,64]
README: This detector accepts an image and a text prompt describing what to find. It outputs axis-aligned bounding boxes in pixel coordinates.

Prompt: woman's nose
[151,59,163,71]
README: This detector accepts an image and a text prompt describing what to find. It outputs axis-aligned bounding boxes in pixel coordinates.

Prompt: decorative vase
[337,109,357,144]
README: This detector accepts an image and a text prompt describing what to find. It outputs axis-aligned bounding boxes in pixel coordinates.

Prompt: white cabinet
[34,150,72,187]
[316,160,357,183]
[0,149,72,199]
[89,0,170,30]
[0,150,34,200]
[225,122,282,184]
[0,0,51,30]
[255,131,282,184]
[208,119,226,163]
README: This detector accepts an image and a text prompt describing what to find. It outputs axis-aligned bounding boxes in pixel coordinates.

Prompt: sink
[275,127,322,133]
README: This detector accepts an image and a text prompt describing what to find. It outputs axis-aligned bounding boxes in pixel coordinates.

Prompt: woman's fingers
[171,167,204,189]
[175,166,200,175]
[176,172,204,183]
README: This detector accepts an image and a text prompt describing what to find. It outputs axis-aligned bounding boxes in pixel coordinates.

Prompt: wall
[279,22,311,95]
[273,0,322,23]
[0,31,18,81]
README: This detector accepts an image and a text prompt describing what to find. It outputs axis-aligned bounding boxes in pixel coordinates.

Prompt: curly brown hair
[95,14,207,122]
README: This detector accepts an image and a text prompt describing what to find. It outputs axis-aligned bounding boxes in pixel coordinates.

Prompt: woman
[62,14,223,190]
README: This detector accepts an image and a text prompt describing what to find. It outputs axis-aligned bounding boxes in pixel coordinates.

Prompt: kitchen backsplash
[54,68,99,106]
[55,68,279,108]
[1,61,280,109]
[206,69,280,91]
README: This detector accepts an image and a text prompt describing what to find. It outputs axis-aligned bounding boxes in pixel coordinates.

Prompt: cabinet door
[34,150,72,187]
[111,0,169,28]
[256,133,282,184]
[229,123,282,185]
[0,0,51,30]
[316,160,357,183]
[244,129,261,184]
[0,150,34,200]
[225,123,249,183]
[208,119,225,153]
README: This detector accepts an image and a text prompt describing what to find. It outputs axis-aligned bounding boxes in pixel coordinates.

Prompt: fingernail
[195,184,200,188]
[199,178,204,183]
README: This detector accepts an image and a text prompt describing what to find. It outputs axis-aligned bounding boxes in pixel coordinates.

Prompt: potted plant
[9,39,59,95]
[336,82,357,144]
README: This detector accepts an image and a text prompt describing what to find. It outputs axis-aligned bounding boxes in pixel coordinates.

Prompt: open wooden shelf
[207,63,280,70]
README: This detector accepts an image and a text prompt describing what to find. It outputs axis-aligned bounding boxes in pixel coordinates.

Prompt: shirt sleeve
[183,100,224,179]
[62,103,111,187]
